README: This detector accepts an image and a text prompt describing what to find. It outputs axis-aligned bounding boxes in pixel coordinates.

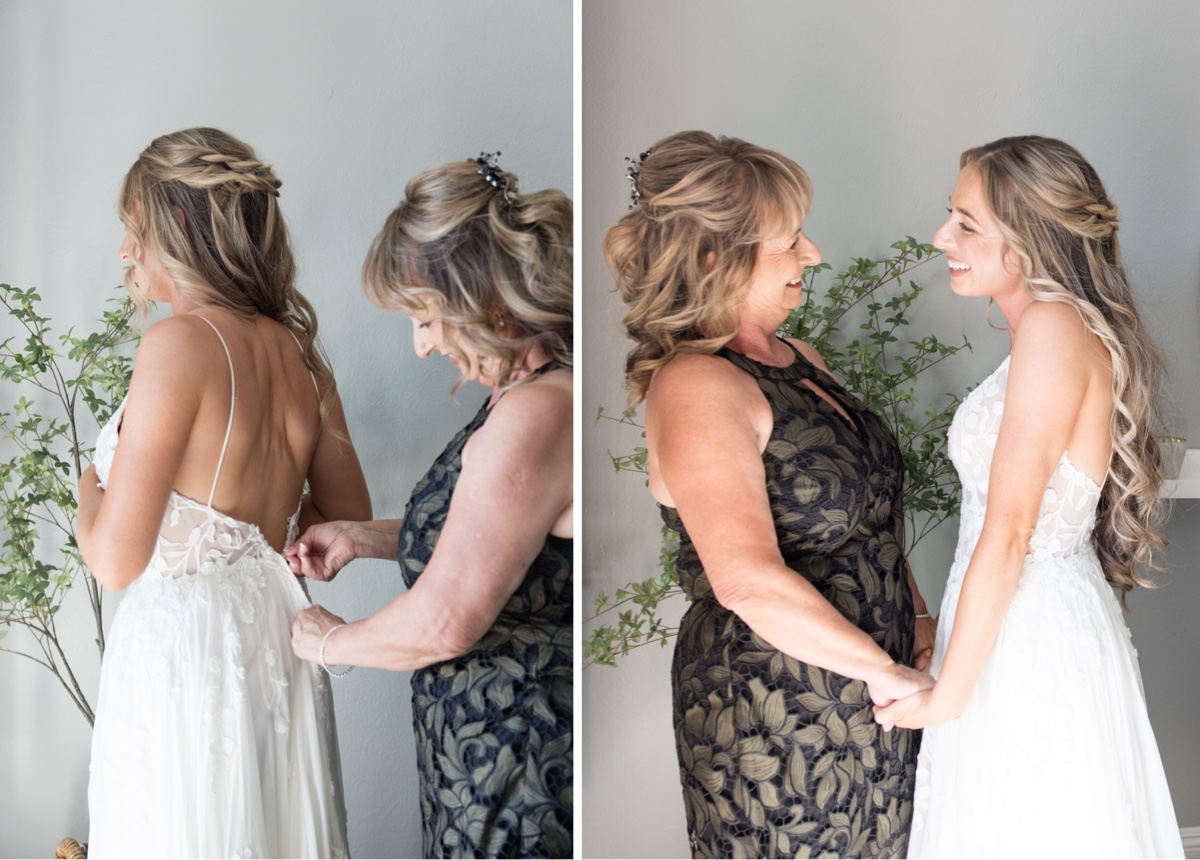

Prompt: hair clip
[625,149,652,210]
[473,151,514,207]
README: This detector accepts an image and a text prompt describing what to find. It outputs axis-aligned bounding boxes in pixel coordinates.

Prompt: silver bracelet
[319,623,353,677]
[915,613,932,619]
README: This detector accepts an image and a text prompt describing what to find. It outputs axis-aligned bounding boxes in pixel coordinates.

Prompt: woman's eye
[959,222,975,235]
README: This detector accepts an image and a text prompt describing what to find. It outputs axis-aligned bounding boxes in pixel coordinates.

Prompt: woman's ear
[703,250,716,274]
[172,204,186,228]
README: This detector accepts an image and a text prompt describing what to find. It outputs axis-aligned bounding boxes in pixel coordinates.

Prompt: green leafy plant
[0,284,136,724]
[585,238,969,668]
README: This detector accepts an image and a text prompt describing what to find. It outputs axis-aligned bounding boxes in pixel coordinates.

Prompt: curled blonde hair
[118,127,341,433]
[603,131,813,404]
[362,158,573,393]
[964,135,1166,597]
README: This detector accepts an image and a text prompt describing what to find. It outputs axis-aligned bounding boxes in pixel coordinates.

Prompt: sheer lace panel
[948,355,1102,570]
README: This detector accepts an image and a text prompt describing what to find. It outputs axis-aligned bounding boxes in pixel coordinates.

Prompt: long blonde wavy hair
[362,158,573,394]
[964,135,1166,597]
[604,131,813,404]
[118,127,341,432]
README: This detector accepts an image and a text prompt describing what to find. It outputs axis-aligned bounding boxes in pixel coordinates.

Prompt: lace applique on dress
[908,355,1183,859]
[86,317,348,858]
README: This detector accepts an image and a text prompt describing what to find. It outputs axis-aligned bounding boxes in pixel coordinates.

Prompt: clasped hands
[868,614,955,731]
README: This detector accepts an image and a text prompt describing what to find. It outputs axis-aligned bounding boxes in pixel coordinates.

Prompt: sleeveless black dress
[666,342,918,858]
[398,367,573,858]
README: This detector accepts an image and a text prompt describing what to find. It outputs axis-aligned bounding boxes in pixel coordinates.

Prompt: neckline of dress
[721,339,817,376]
[486,360,570,411]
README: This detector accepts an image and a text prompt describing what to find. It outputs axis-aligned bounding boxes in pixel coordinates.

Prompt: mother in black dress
[604,131,935,858]
[287,154,573,858]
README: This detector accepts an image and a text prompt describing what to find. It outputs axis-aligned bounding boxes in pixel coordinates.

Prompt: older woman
[287,154,573,858]
[604,131,934,858]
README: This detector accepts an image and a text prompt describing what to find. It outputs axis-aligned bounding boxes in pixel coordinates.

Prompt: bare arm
[877,303,1098,728]
[649,353,929,704]
[297,389,372,531]
[292,374,572,671]
[76,317,209,590]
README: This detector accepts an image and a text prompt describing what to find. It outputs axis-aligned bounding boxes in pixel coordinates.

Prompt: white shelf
[1162,449,1200,499]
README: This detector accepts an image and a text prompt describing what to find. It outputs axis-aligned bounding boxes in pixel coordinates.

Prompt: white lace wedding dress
[908,355,1183,859]
[87,319,349,858]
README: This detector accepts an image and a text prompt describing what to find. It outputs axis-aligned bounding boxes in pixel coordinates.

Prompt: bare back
[171,309,324,551]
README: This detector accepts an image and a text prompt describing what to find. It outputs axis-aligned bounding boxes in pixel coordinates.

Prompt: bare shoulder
[784,338,833,374]
[478,369,572,449]
[133,315,226,381]
[648,351,752,408]
[1014,301,1090,350]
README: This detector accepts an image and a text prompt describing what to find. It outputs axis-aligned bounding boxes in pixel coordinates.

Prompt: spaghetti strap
[286,329,320,398]
[196,316,236,508]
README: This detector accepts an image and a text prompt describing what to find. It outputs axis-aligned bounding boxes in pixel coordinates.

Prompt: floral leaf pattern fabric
[664,342,918,859]
[399,370,573,859]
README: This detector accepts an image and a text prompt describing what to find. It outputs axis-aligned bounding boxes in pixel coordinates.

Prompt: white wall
[582,2,1200,857]
[0,1,571,857]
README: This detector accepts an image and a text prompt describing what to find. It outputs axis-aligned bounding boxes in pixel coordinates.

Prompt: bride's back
[170,309,324,551]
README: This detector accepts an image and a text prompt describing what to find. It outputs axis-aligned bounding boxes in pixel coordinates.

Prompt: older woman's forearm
[717,562,905,689]
[319,586,480,672]
[347,519,406,560]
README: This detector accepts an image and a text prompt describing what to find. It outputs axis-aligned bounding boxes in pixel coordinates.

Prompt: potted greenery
[585,238,969,667]
[0,284,135,724]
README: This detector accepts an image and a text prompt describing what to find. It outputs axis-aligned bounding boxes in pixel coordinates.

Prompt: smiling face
[933,165,1025,302]
[409,312,501,386]
[738,222,822,318]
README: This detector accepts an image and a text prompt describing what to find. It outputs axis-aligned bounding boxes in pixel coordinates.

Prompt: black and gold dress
[398,368,573,859]
[667,342,918,858]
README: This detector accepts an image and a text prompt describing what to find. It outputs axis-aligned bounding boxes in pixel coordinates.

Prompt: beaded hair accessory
[473,151,514,207]
[624,149,652,209]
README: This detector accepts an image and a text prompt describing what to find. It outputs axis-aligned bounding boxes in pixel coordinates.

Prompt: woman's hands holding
[285,521,360,581]
[873,685,959,732]
[291,605,348,664]
[865,660,934,710]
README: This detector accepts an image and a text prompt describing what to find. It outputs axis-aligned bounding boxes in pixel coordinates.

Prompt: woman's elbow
[432,615,488,661]
[709,565,766,615]
[80,539,145,592]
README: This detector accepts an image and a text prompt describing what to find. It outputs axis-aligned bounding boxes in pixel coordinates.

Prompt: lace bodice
[948,355,1102,573]
[91,318,306,580]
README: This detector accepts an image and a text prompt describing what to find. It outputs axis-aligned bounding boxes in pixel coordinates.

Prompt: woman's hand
[913,614,936,672]
[864,661,935,709]
[873,685,959,731]
[285,521,361,581]
[291,605,348,664]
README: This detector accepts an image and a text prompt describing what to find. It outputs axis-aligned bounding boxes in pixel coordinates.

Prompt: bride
[875,136,1184,858]
[76,127,371,858]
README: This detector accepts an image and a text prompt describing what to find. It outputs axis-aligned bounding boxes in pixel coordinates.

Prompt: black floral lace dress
[398,368,573,859]
[666,341,918,859]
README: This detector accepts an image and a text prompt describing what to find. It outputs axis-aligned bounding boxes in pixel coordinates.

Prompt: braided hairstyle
[963,135,1167,598]
[118,127,340,433]
[362,158,572,394]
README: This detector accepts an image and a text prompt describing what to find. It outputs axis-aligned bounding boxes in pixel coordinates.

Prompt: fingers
[914,648,933,673]
[873,702,897,732]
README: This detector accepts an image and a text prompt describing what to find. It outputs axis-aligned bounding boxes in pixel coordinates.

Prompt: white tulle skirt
[908,549,1183,859]
[87,552,348,859]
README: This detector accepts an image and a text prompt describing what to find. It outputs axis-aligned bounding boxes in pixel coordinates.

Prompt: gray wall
[582,2,1200,857]
[0,1,571,857]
